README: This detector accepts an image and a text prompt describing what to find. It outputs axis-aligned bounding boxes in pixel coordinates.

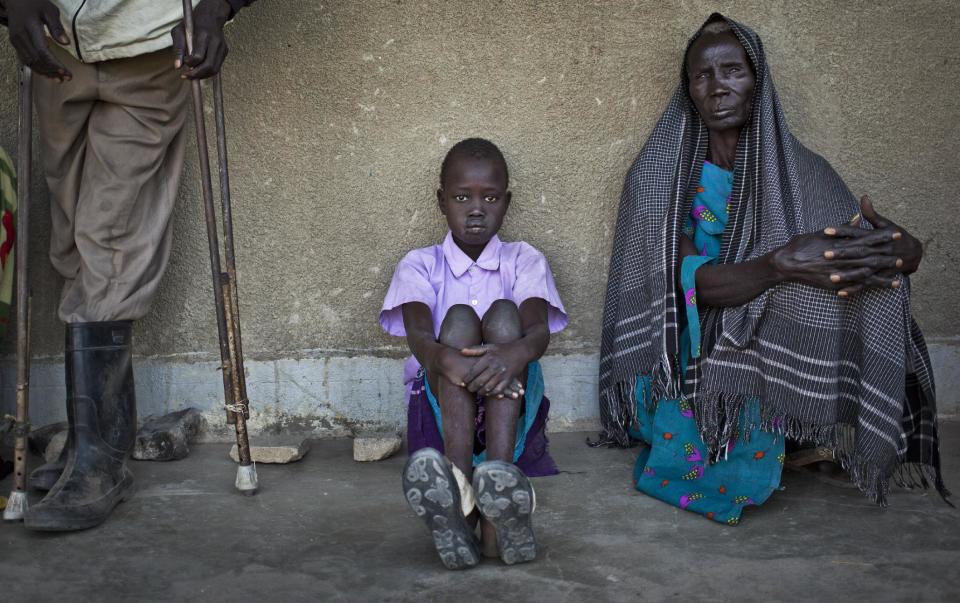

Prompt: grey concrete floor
[2,424,958,602]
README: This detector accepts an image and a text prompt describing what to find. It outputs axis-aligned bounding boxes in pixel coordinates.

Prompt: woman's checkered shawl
[598,14,947,503]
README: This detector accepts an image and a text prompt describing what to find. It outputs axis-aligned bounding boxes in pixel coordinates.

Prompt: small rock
[28,422,68,455]
[230,439,310,464]
[0,415,13,441]
[133,408,207,462]
[44,430,68,464]
[353,432,402,462]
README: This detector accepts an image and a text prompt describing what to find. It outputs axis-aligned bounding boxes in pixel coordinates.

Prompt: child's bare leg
[478,299,525,556]
[431,304,482,481]
[481,299,525,459]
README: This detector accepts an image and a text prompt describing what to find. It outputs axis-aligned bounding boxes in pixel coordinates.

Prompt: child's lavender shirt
[380,232,568,386]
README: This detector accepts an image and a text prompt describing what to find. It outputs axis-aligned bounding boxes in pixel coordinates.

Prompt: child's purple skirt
[406,363,558,478]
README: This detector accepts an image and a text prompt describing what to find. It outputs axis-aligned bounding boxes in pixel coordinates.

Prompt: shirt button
[471,299,478,306]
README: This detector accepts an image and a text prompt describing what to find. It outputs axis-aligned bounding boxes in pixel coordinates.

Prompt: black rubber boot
[25,321,137,532]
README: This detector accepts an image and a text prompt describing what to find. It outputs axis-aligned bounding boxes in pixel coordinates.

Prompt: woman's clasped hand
[770,195,923,296]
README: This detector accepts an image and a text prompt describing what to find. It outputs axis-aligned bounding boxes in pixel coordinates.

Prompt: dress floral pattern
[631,161,785,525]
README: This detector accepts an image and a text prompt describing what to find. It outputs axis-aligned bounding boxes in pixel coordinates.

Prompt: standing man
[0,0,256,531]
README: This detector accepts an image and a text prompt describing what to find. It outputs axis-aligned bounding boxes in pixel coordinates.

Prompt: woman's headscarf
[598,13,947,503]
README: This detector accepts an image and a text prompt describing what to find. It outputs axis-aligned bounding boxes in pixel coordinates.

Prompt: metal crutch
[181,0,257,495]
[4,65,33,521]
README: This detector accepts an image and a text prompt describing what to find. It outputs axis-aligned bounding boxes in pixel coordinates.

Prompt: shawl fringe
[694,389,951,506]
[590,354,677,448]
[589,378,638,448]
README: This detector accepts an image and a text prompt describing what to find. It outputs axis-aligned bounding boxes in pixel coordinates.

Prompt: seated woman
[597,14,948,524]
[380,138,567,567]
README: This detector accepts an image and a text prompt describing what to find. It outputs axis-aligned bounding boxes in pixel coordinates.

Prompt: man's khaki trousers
[35,44,189,323]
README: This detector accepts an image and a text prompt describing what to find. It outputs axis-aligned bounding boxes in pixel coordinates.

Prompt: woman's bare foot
[785,446,855,488]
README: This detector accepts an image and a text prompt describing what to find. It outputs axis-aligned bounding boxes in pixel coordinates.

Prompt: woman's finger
[873,268,902,279]
[823,224,866,238]
[826,243,895,260]
[827,228,900,250]
[836,273,900,297]
[828,267,874,286]
[824,225,899,244]
[860,195,892,229]
[836,283,863,297]
[829,254,902,271]
[862,273,902,289]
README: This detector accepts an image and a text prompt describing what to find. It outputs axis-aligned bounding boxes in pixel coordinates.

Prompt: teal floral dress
[630,161,785,525]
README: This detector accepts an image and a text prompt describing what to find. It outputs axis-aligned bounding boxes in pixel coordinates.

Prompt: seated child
[380,138,567,569]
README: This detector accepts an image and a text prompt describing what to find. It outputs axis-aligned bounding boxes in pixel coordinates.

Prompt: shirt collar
[442,231,502,277]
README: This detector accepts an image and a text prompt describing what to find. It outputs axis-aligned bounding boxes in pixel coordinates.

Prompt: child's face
[437,155,511,254]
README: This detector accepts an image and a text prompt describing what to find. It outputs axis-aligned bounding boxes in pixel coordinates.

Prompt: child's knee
[482,299,522,343]
[439,304,482,348]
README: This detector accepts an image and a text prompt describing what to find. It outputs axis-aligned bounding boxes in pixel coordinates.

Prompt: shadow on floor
[2,423,958,601]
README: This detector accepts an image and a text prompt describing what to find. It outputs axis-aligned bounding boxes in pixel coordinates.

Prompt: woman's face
[686,31,755,134]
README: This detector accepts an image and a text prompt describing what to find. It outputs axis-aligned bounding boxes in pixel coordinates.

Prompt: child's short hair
[440,138,510,187]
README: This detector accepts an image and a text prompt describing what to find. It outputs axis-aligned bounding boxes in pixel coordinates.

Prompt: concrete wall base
[3,341,958,442]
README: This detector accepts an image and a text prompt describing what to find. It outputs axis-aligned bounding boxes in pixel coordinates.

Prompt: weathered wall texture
[1,1,958,434]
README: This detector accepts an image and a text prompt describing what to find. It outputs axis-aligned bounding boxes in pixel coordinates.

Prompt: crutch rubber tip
[2,491,28,522]
[235,464,258,495]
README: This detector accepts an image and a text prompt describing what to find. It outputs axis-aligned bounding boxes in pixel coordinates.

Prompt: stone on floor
[133,408,208,462]
[44,430,68,463]
[27,421,68,455]
[229,438,310,464]
[352,431,402,462]
[0,415,13,440]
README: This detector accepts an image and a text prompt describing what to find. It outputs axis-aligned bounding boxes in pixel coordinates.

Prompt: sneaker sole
[402,449,479,570]
[474,461,537,565]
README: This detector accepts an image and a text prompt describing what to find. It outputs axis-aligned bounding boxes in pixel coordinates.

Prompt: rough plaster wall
[0,1,957,366]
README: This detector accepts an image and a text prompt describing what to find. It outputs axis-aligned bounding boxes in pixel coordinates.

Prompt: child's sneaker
[402,448,479,570]
[473,460,537,564]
